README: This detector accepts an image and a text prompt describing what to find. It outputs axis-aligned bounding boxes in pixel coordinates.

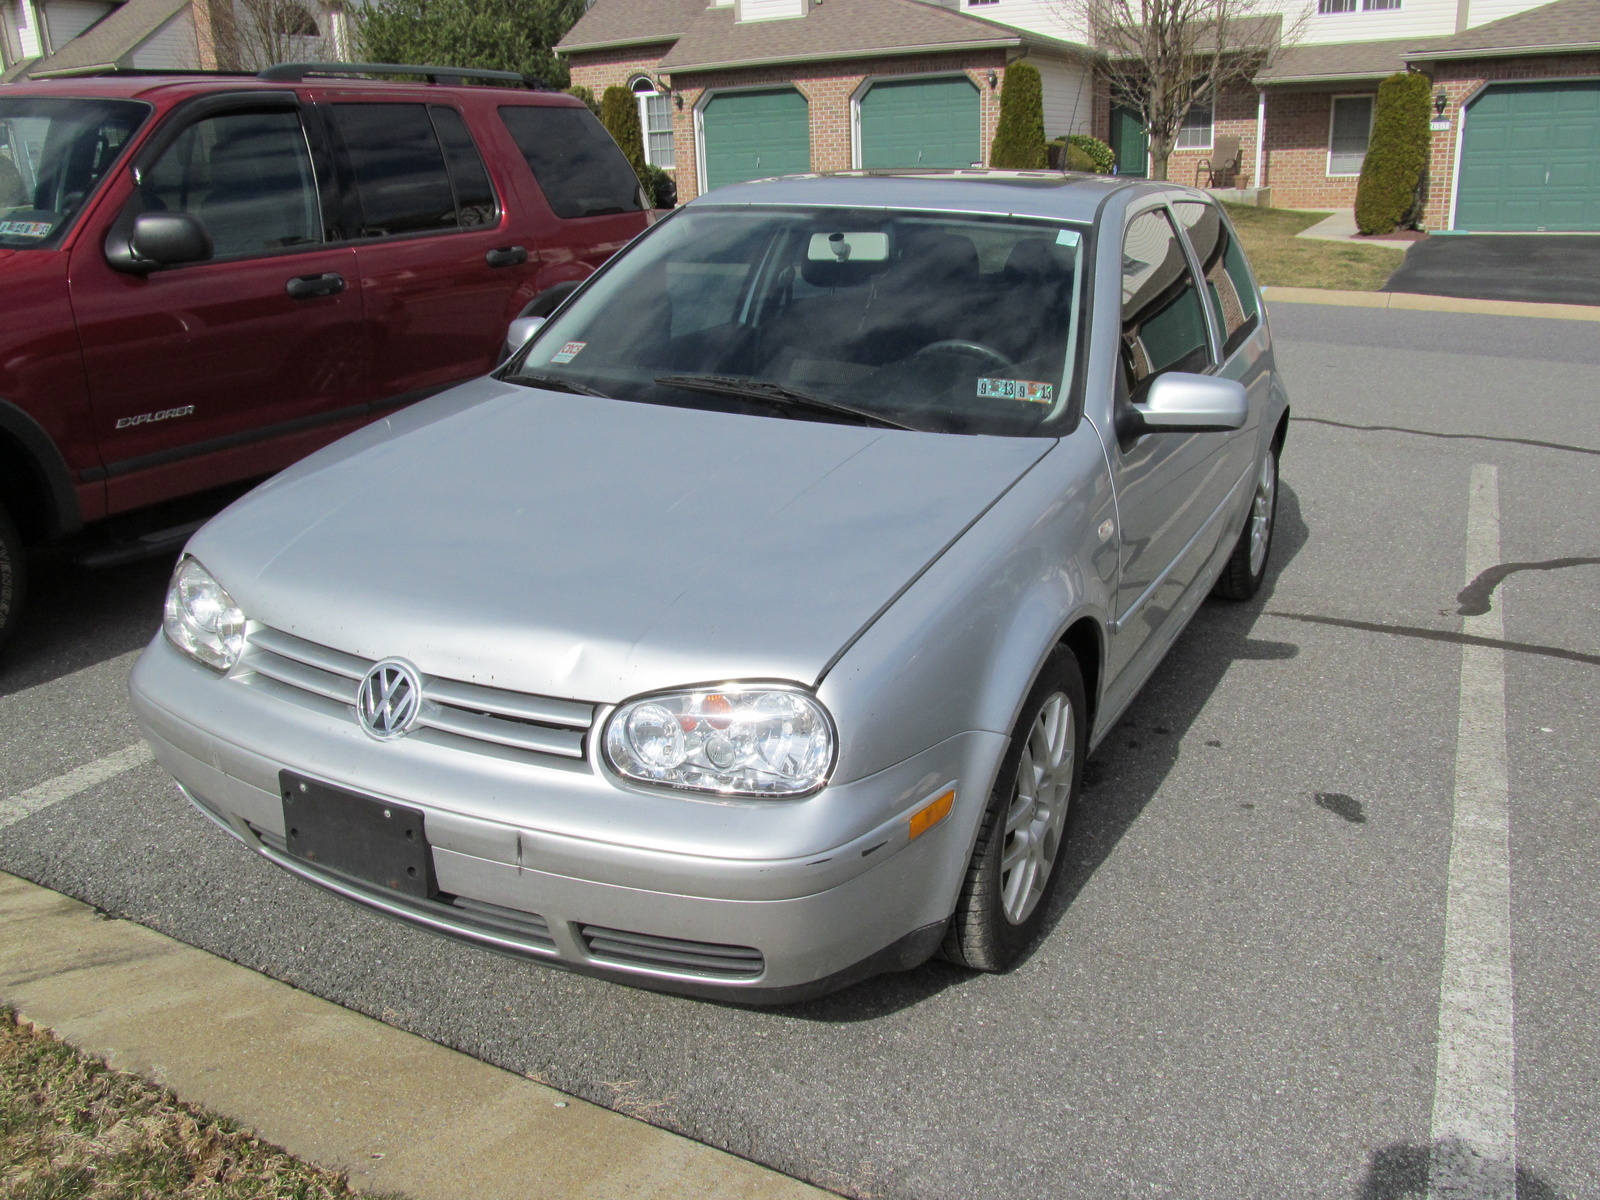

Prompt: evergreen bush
[990,61,1047,169]
[601,85,649,187]
[643,164,677,208]
[1067,133,1115,174]
[1354,72,1433,235]
[1065,144,1097,172]
[567,85,600,117]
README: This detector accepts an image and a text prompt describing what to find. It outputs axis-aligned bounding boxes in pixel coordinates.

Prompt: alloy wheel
[1000,692,1075,925]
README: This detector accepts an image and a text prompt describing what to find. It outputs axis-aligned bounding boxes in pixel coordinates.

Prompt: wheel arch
[0,399,82,543]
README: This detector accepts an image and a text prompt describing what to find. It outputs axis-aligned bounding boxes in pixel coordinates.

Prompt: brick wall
[1167,83,1260,191]
[1421,53,1600,228]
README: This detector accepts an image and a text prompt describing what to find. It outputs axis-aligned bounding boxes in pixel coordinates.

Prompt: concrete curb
[1262,285,1600,322]
[0,871,829,1200]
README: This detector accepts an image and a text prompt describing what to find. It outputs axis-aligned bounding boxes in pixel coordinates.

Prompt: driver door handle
[485,245,529,268]
[285,272,346,300]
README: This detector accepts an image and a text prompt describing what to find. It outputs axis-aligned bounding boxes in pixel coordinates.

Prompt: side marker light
[908,788,956,840]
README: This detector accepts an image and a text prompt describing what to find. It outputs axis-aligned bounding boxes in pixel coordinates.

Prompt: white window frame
[630,76,675,170]
[1175,99,1213,151]
[1317,0,1357,12]
[1326,92,1375,177]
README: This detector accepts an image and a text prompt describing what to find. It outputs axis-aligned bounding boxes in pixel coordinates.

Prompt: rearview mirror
[505,314,545,358]
[1123,372,1248,437]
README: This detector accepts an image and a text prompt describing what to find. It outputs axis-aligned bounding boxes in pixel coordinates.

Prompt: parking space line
[1429,464,1516,1200]
[0,744,154,832]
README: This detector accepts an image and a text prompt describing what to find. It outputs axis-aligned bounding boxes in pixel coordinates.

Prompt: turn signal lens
[162,557,246,672]
[908,788,956,839]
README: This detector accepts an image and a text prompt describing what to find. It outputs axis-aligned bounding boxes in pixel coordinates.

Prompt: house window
[1318,0,1356,12]
[631,77,675,169]
[967,1,1000,6]
[1362,0,1401,9]
[1176,100,1212,150]
[1328,94,1375,175]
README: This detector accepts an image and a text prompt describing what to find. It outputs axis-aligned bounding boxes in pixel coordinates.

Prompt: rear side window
[1119,208,1211,401]
[1172,200,1260,358]
[332,103,489,237]
[497,104,644,220]
[428,106,497,227]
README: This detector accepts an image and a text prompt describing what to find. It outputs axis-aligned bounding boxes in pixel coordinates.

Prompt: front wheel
[942,651,1086,972]
[1213,444,1279,601]
[0,502,26,657]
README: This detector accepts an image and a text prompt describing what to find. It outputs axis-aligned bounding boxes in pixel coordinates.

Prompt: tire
[1212,443,1279,602]
[942,650,1087,972]
[0,502,25,658]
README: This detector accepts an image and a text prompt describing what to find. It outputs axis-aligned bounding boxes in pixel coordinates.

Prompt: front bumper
[131,635,1007,1001]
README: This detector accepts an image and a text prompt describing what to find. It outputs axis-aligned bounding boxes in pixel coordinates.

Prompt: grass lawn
[0,1009,387,1199]
[1222,203,1408,292]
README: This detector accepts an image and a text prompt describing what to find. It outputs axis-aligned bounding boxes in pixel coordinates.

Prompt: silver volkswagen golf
[131,171,1288,1003]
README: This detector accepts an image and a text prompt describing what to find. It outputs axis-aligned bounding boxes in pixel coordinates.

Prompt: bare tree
[1058,0,1304,182]
[208,0,345,71]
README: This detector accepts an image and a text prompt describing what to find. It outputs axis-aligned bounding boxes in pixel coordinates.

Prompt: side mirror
[1122,372,1248,438]
[107,212,213,272]
[504,314,545,357]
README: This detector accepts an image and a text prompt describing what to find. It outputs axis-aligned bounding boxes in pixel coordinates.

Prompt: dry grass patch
[1222,203,1407,292]
[0,1009,388,1200]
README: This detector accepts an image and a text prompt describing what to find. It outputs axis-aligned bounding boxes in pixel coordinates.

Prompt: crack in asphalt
[1292,416,1600,457]
[1264,611,1600,667]
[1457,558,1600,616]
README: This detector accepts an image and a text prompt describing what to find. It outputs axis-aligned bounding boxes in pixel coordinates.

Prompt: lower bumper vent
[580,925,764,979]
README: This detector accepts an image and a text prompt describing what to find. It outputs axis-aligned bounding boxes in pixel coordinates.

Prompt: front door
[1110,105,1148,178]
[71,98,366,514]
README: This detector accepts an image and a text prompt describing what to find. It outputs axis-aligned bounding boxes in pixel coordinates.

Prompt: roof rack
[257,62,543,88]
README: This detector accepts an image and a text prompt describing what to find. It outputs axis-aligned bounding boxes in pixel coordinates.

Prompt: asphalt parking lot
[1,302,1597,1200]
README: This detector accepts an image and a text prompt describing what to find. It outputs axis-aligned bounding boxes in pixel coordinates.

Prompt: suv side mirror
[107,212,214,273]
[1122,372,1248,438]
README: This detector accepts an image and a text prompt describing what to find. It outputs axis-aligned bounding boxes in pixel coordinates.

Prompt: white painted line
[0,743,155,831]
[1429,463,1516,1200]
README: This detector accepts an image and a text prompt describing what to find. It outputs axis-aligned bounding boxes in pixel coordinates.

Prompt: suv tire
[942,650,1086,972]
[0,502,25,656]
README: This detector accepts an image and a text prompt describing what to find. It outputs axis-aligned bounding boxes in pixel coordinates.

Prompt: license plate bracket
[279,772,434,899]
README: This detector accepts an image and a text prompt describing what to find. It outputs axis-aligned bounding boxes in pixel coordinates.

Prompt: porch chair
[1194,134,1242,189]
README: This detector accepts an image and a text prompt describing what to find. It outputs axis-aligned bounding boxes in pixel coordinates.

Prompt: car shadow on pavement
[785,481,1311,1021]
[1358,1142,1566,1200]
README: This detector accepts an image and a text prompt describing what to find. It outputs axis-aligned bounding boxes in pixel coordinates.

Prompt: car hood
[191,379,1050,702]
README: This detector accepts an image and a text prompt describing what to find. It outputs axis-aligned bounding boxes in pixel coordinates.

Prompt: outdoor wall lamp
[1434,88,1448,116]
[987,69,998,89]
[675,93,684,110]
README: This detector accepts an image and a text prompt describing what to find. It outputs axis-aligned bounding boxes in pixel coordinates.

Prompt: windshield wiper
[655,375,916,432]
[511,372,613,399]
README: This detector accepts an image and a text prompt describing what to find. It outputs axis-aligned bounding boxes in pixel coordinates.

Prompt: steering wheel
[909,339,1015,372]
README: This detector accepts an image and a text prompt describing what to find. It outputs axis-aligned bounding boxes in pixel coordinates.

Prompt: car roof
[0,73,575,105]
[686,170,1185,223]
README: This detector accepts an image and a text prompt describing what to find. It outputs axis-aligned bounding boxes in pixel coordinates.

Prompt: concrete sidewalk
[0,871,828,1200]
[1294,209,1420,247]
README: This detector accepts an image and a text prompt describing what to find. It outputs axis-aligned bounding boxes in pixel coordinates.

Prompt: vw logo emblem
[357,659,423,741]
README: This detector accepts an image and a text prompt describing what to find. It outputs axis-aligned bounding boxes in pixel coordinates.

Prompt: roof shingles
[1404,0,1600,58]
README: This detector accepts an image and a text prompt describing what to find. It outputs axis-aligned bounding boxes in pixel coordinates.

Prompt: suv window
[134,109,321,259]
[497,104,644,220]
[428,105,497,227]
[0,97,148,249]
[1172,200,1260,358]
[1119,208,1211,401]
[331,103,457,237]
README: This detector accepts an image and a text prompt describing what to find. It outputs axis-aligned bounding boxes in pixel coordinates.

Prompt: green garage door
[1455,81,1600,231]
[701,88,810,191]
[859,76,980,169]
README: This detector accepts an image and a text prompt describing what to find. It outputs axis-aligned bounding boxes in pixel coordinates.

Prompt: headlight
[603,685,834,797]
[163,557,246,672]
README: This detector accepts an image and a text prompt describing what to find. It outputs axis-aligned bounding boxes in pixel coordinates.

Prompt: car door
[1104,200,1240,682]
[70,94,366,515]
[319,97,537,405]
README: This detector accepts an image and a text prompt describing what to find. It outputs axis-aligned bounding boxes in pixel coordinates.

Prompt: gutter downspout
[1253,89,1266,189]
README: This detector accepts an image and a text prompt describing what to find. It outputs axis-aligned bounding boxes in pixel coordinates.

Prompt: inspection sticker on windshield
[0,220,53,238]
[978,378,1053,404]
[549,341,586,364]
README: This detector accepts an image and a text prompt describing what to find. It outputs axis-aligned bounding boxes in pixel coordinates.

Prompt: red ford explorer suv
[0,63,652,653]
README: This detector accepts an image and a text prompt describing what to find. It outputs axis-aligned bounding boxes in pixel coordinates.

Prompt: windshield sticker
[1055,228,1081,247]
[978,378,1054,404]
[0,220,53,238]
[549,341,587,364]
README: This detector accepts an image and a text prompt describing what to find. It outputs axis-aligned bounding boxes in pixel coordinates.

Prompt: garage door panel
[702,89,810,191]
[859,76,980,170]
[1456,81,1600,231]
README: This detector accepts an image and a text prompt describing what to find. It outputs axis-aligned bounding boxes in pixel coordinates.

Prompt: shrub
[567,85,600,117]
[1355,72,1433,235]
[1065,143,1098,172]
[643,163,676,209]
[990,61,1047,169]
[600,85,649,187]
[1067,133,1115,174]
[354,0,587,89]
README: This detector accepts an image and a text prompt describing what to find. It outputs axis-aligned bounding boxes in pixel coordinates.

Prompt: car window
[134,109,320,259]
[497,104,644,220]
[0,97,148,249]
[331,103,458,237]
[428,106,497,228]
[1171,200,1260,359]
[507,205,1087,437]
[1119,207,1211,401]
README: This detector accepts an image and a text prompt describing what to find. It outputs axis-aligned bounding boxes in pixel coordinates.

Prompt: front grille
[580,924,764,980]
[241,626,595,768]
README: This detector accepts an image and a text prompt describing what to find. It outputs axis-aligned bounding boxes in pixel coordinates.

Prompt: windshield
[0,98,149,249]
[508,205,1088,437]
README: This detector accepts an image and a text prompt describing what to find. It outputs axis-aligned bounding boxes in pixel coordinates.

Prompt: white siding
[1032,53,1093,138]
[43,0,110,51]
[7,0,45,60]
[129,9,198,68]
[954,0,1086,42]
[1464,0,1558,28]
[735,0,805,22]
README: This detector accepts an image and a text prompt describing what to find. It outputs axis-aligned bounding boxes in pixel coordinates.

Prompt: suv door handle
[285,272,346,299]
[485,245,529,268]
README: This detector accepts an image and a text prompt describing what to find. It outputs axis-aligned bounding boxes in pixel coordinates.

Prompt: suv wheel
[0,502,25,656]
[942,651,1086,972]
